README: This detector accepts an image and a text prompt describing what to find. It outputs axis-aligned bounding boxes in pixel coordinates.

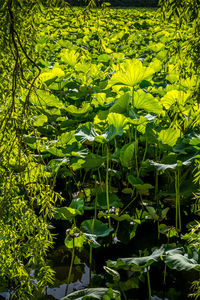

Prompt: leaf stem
[135,130,139,178]
[66,238,75,295]
[147,269,151,300]
[132,87,134,107]
[106,144,111,227]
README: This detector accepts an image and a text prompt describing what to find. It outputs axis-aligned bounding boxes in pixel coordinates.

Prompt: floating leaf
[47,142,88,158]
[48,157,69,173]
[134,183,154,191]
[98,54,111,63]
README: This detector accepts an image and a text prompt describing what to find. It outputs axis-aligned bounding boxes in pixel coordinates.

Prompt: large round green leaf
[107,246,165,269]
[120,143,135,168]
[163,248,200,271]
[81,219,113,237]
[134,90,163,115]
[61,288,120,300]
[109,59,155,87]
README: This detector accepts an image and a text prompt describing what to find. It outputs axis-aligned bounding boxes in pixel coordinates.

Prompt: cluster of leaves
[158,0,200,298]
[1,0,200,299]
[0,0,68,298]
[18,5,200,299]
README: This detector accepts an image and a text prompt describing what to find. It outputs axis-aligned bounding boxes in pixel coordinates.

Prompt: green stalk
[128,125,132,143]
[132,87,135,107]
[163,264,167,285]
[147,269,151,300]
[106,144,111,227]
[155,170,159,205]
[66,238,75,295]
[89,218,95,265]
[114,137,117,150]
[158,220,160,240]
[175,169,181,231]
[135,130,139,178]
[98,168,103,192]
[155,144,159,205]
[122,290,127,300]
[120,192,137,215]
[164,233,170,285]
[178,168,181,231]
[90,177,98,265]
[175,171,178,231]
[114,221,120,238]
[139,136,148,176]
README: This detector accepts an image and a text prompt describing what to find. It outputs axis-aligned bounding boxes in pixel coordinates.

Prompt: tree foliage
[0,0,65,297]
[158,1,200,298]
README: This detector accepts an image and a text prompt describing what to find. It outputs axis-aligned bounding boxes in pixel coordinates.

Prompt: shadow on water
[0,223,199,300]
[45,263,90,299]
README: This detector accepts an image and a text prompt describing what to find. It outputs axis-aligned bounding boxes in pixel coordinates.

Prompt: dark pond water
[0,222,199,300]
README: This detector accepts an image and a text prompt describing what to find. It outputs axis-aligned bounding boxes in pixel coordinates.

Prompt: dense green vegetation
[67,0,158,7]
[0,0,200,299]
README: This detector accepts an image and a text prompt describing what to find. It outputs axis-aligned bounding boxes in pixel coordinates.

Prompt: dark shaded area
[67,0,159,8]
